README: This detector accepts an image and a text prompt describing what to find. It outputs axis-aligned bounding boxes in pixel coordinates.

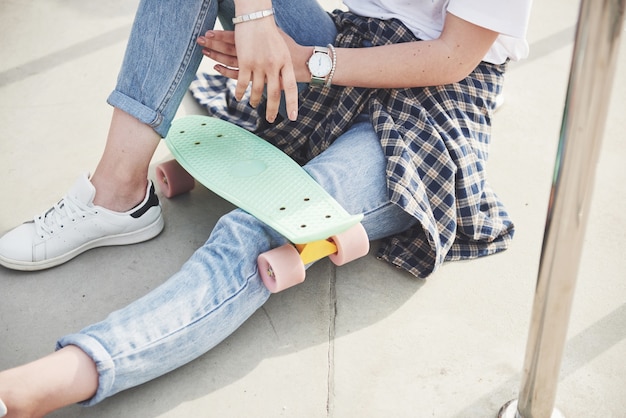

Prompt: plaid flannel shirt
[190,11,514,278]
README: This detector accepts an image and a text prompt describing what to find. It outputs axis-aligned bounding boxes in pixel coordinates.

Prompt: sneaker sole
[0,215,165,271]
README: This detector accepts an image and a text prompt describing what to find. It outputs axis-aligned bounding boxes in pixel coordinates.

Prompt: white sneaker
[0,173,164,271]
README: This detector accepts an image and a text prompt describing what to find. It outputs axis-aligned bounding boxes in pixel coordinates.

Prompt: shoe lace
[33,195,99,237]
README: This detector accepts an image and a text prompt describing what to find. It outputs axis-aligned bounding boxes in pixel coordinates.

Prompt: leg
[0,0,225,270]
[0,117,414,414]
[0,208,278,415]
[96,0,224,211]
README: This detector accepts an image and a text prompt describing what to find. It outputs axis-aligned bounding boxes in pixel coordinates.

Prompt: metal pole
[498,0,626,417]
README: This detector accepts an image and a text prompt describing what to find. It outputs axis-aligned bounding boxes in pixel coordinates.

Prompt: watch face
[308,51,333,77]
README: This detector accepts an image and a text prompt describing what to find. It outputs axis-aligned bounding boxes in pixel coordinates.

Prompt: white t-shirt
[342,0,532,64]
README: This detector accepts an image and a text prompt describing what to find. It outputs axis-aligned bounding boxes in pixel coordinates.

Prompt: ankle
[0,370,39,418]
[90,173,148,212]
[0,347,98,418]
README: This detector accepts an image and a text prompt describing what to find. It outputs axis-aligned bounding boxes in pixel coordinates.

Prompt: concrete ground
[1,0,624,417]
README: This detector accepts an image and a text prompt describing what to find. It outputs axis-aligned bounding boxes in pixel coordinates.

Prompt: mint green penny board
[164,115,363,244]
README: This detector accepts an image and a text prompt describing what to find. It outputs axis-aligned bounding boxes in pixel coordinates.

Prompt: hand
[197,22,299,123]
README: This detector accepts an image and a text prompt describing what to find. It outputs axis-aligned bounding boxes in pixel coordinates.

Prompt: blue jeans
[58,0,417,405]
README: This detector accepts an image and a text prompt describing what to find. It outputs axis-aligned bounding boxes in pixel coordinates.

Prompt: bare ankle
[90,109,160,211]
[90,174,148,212]
[0,347,98,418]
[0,370,39,418]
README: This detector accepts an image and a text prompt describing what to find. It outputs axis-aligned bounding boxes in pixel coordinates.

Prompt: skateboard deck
[163,115,364,244]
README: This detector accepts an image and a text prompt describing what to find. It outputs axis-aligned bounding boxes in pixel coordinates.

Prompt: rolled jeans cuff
[107,90,169,138]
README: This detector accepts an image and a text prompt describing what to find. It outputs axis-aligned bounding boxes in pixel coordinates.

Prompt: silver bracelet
[326,44,337,87]
[232,8,275,25]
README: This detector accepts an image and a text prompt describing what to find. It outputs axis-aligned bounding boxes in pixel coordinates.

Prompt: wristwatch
[307,46,333,86]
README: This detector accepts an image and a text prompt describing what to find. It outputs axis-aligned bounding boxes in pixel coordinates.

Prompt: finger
[197,31,237,64]
[264,72,282,123]
[206,29,235,44]
[214,64,239,80]
[235,70,251,102]
[248,71,266,110]
[201,48,239,68]
[279,64,299,121]
[197,30,235,50]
